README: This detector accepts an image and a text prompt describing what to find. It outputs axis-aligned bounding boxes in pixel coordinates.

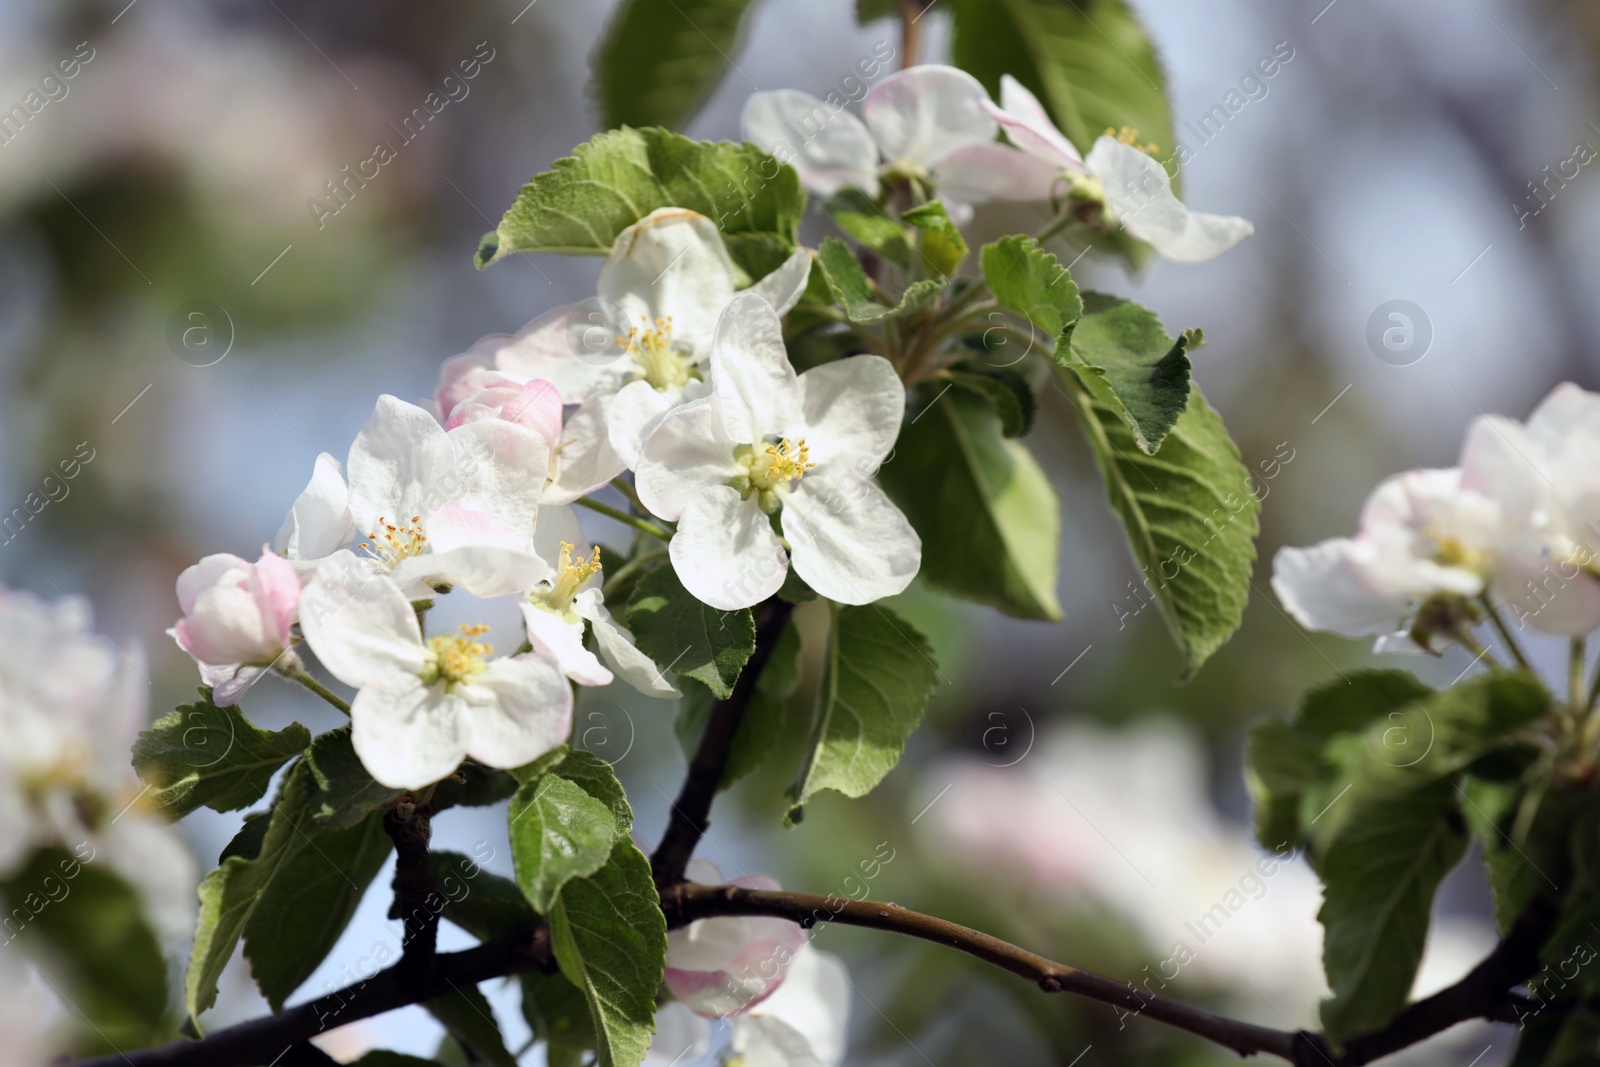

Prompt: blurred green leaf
[1074,381,1256,679]
[306,727,402,830]
[550,842,668,1067]
[510,775,617,914]
[432,851,536,941]
[592,0,761,131]
[477,128,802,268]
[825,189,913,270]
[880,385,1062,620]
[132,689,309,819]
[626,564,755,699]
[676,618,804,789]
[425,984,517,1067]
[817,237,943,322]
[522,971,598,1067]
[943,365,1037,438]
[787,603,939,824]
[902,201,969,277]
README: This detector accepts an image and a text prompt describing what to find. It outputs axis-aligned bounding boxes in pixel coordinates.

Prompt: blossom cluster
[1273,382,1600,651]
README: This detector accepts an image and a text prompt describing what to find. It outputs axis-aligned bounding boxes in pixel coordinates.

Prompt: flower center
[620,316,698,392]
[360,515,428,572]
[529,541,602,619]
[420,623,493,691]
[729,439,815,515]
[1431,532,1490,574]
[1105,126,1159,155]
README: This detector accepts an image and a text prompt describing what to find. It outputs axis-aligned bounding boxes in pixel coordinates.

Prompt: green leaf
[550,749,636,835]
[1511,1009,1600,1067]
[425,984,518,1067]
[243,809,392,1011]
[132,690,309,819]
[824,188,912,270]
[522,971,598,1067]
[1317,782,1467,1042]
[855,0,898,21]
[550,842,668,1067]
[944,364,1037,438]
[980,235,1082,345]
[510,775,618,914]
[1461,777,1568,935]
[432,851,537,940]
[1072,379,1257,678]
[626,564,755,699]
[510,745,573,786]
[902,201,969,277]
[1,847,168,1047]
[951,0,1177,195]
[1245,671,1433,851]
[185,761,317,1019]
[1068,291,1193,454]
[879,385,1062,620]
[432,762,521,811]
[674,618,804,789]
[592,0,760,132]
[816,237,943,323]
[307,727,403,830]
[788,604,939,824]
[477,128,802,268]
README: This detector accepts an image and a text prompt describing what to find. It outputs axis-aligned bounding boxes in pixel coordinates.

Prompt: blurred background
[2,0,1597,1062]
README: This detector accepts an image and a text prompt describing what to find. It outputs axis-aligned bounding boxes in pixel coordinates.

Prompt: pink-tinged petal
[494,300,634,402]
[636,399,741,522]
[990,74,1084,167]
[460,654,574,770]
[501,380,564,445]
[347,396,457,535]
[175,553,249,615]
[434,350,503,423]
[933,142,1064,203]
[250,546,302,646]
[670,486,788,611]
[742,90,880,198]
[427,505,526,554]
[351,676,468,789]
[863,65,996,169]
[731,946,852,1067]
[199,663,267,707]
[783,478,920,605]
[520,602,612,687]
[710,292,803,445]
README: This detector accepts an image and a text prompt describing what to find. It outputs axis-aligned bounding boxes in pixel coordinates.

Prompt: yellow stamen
[619,314,698,391]
[1106,126,1159,154]
[360,515,428,572]
[528,541,602,619]
[422,623,493,691]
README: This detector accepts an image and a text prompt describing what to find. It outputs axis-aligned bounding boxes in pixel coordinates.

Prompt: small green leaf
[816,237,943,323]
[425,984,518,1067]
[824,188,912,270]
[549,750,636,835]
[522,971,598,1067]
[186,761,320,1019]
[550,842,668,1067]
[510,775,618,914]
[981,235,1082,347]
[1510,1009,1600,1067]
[307,727,403,830]
[243,808,392,1011]
[855,0,898,21]
[432,762,521,811]
[1073,380,1257,678]
[902,201,969,277]
[675,618,804,789]
[788,604,939,824]
[132,690,309,819]
[944,364,1037,438]
[592,0,761,132]
[952,0,1177,196]
[1068,291,1193,454]
[1,847,168,1047]
[879,385,1061,620]
[626,564,755,699]
[477,128,802,268]
[432,851,536,940]
[1317,782,1467,1041]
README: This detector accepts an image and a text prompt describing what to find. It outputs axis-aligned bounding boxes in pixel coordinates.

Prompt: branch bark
[650,597,795,886]
[383,799,438,994]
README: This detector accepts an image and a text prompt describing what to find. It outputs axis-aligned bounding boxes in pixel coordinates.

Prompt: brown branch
[898,0,926,69]
[651,598,795,886]
[383,798,439,993]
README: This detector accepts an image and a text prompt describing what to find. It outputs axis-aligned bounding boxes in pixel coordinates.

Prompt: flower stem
[281,665,350,715]
[1480,594,1534,673]
[1031,209,1082,246]
[1570,637,1587,715]
[1453,628,1506,674]
[602,548,668,597]
[609,477,646,513]
[574,496,673,541]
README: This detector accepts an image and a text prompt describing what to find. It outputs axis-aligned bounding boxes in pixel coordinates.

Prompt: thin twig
[573,495,673,541]
[279,664,350,715]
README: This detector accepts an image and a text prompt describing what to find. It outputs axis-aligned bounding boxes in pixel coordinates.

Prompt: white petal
[350,676,468,790]
[711,292,803,445]
[742,90,880,198]
[647,1003,713,1065]
[599,208,740,356]
[533,503,589,569]
[671,486,788,610]
[1086,137,1252,263]
[545,396,628,505]
[932,142,1064,203]
[1270,540,1407,638]
[991,74,1083,167]
[445,418,549,542]
[200,662,267,707]
[1493,551,1600,636]
[782,478,919,605]
[273,453,355,561]
[1458,415,1543,526]
[739,946,852,1067]
[347,396,456,534]
[636,398,741,522]
[795,355,903,473]
[99,817,198,943]
[493,300,633,401]
[460,654,574,769]
[521,601,613,687]
[606,378,680,469]
[433,349,500,423]
[582,592,680,698]
[395,544,547,599]
[299,551,427,688]
[747,249,814,318]
[175,554,249,615]
[862,65,996,169]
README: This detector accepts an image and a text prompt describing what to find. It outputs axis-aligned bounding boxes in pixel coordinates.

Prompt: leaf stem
[609,476,647,513]
[602,548,668,597]
[573,496,672,540]
[280,665,350,716]
[1480,594,1534,673]
[1453,629,1506,674]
